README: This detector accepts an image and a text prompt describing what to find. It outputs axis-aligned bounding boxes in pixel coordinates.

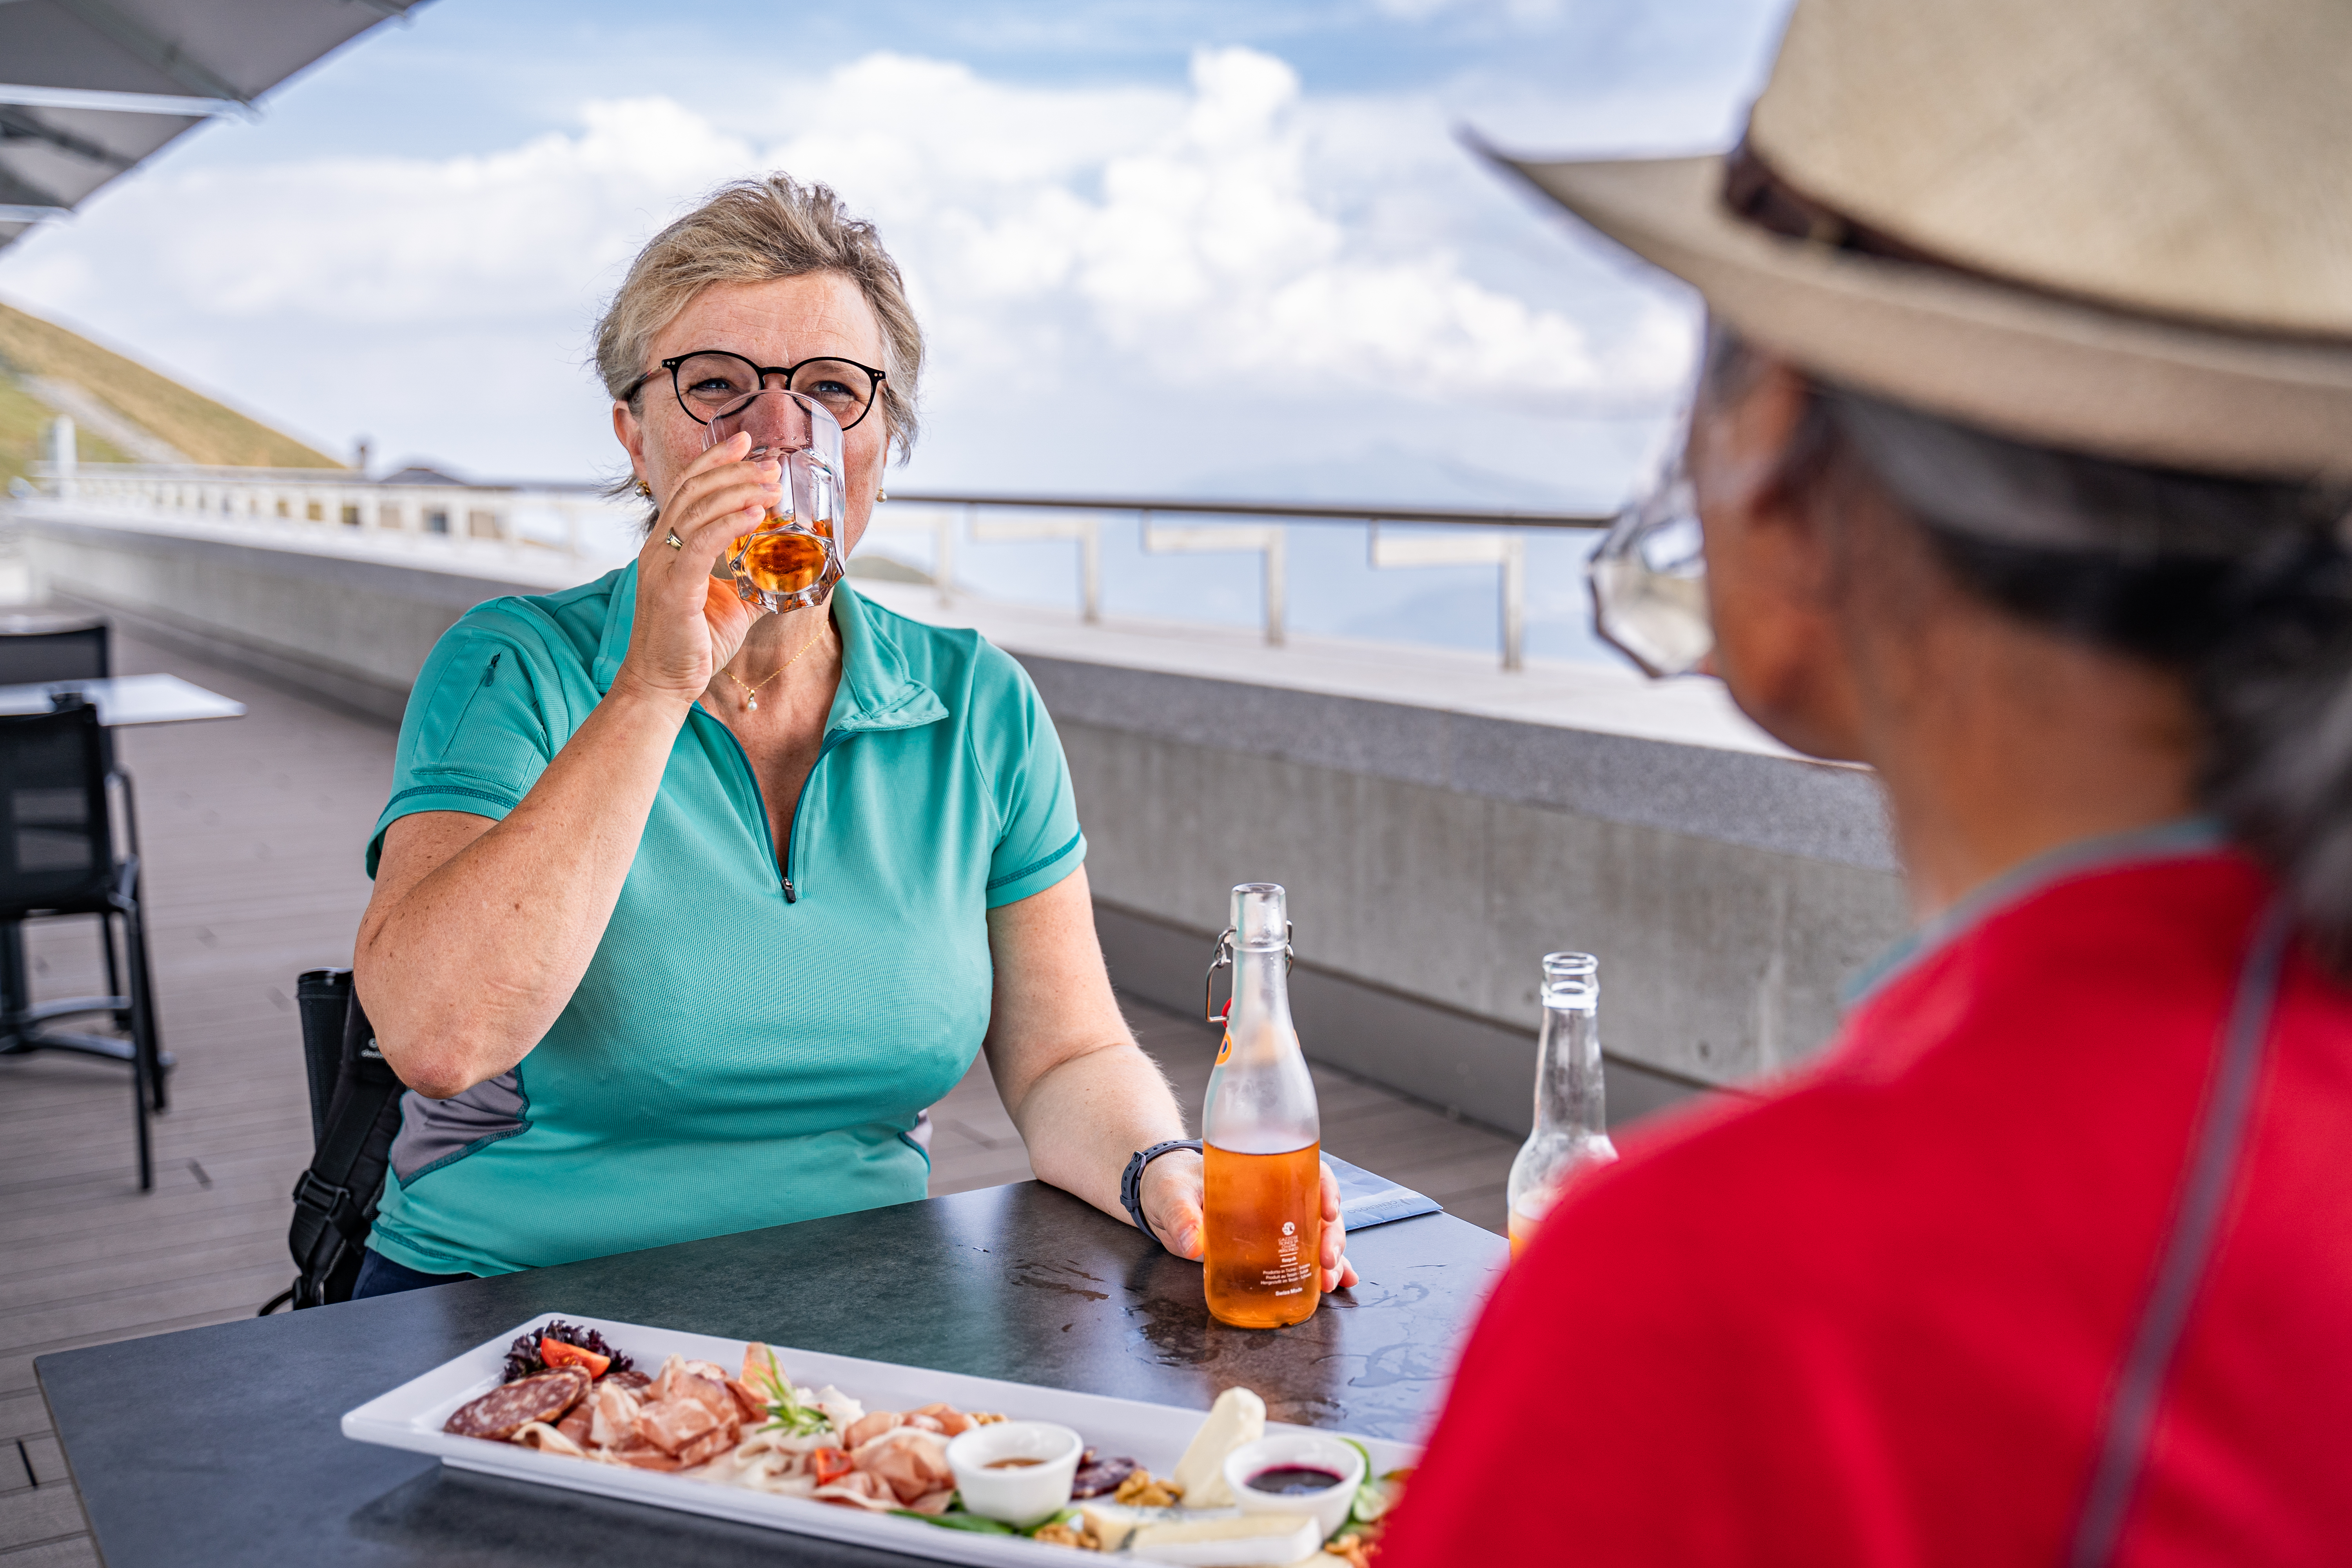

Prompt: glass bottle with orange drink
[1504,951,1617,1256]
[1201,883,1323,1329]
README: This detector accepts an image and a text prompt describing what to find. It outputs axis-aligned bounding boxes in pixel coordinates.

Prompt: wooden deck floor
[0,628,1515,1567]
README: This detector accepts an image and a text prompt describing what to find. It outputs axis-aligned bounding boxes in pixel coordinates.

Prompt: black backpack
[258,967,407,1312]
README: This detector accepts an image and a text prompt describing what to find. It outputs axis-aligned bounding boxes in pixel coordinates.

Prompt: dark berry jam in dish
[1249,1465,1345,1494]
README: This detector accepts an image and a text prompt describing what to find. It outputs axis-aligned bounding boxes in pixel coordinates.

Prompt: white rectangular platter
[343,1313,1419,1565]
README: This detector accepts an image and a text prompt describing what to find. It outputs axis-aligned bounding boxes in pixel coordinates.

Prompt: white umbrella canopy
[0,0,432,250]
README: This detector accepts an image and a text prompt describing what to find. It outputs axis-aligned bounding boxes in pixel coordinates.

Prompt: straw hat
[1488,0,2352,479]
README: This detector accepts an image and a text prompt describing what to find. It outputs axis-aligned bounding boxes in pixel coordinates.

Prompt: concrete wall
[20,515,546,724]
[1025,656,1909,1130]
[13,509,1914,1136]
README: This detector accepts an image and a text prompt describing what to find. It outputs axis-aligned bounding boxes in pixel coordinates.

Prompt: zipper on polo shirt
[781,729,852,904]
[703,715,789,895]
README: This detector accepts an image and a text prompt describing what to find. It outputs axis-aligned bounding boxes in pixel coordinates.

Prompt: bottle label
[1263,1218,1310,1294]
[1215,1029,1233,1066]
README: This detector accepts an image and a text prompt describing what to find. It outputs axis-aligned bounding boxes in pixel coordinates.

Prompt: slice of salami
[1071,1451,1138,1498]
[443,1368,592,1441]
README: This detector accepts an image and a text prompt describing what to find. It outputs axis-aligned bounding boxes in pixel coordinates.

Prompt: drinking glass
[701,389,848,614]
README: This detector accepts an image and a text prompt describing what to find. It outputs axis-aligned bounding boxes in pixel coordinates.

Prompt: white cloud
[152,98,750,326]
[765,48,1689,409]
[0,45,1694,496]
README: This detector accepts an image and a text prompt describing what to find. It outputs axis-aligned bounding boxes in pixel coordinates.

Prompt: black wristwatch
[1120,1140,1202,1251]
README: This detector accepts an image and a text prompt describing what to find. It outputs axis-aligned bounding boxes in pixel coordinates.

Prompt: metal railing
[22,461,637,575]
[868,491,1609,670]
[13,462,1614,670]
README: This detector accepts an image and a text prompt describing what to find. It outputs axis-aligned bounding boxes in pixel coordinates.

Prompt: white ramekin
[943,1419,1083,1525]
[1222,1432,1366,1541]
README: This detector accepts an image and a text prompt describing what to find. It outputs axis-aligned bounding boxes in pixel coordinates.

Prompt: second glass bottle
[1504,951,1618,1256]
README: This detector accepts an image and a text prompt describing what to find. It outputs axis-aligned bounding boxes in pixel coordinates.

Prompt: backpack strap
[293,968,352,1149]
[281,985,407,1308]
[2063,897,2294,1566]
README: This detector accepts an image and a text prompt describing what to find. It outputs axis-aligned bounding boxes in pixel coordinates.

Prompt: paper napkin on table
[1323,1153,1443,1231]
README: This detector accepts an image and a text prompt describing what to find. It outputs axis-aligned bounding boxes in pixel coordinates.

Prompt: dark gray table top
[38,1180,1504,1565]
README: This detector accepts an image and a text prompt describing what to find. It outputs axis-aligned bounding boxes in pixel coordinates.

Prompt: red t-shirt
[1381,844,2352,1565]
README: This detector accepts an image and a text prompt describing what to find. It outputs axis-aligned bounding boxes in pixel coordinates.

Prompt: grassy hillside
[0,375,128,490]
[0,298,341,474]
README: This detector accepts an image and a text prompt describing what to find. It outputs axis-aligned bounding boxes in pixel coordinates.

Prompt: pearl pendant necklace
[722,618,831,711]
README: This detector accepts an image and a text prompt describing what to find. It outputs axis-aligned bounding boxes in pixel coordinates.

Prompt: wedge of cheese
[1129,1512,1321,1566]
[1078,1504,1138,1551]
[1168,1386,1266,1508]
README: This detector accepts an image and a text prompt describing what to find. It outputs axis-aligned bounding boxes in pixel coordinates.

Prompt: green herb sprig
[751,1346,833,1437]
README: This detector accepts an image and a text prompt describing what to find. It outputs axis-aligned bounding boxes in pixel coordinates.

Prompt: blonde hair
[593,174,922,463]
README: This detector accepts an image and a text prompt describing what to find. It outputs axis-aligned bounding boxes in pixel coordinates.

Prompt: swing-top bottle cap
[1230,882,1289,950]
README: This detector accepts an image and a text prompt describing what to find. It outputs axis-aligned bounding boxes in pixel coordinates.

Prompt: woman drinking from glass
[350,175,1357,1297]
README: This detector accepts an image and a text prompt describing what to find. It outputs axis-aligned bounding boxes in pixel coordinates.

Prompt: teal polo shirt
[363,568,1085,1277]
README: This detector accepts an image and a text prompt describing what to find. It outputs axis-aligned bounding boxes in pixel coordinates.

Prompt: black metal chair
[0,697,167,1189]
[0,612,126,1066]
[0,611,110,684]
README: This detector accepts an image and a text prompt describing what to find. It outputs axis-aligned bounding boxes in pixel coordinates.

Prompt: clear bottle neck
[1206,884,1316,1154]
[1534,956,1605,1140]
[1229,942,1296,1035]
[1224,881,1294,1038]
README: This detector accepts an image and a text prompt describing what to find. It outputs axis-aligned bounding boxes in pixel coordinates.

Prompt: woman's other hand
[615,431,779,706]
[1139,1151,1359,1292]
[1139,1146,1206,1260]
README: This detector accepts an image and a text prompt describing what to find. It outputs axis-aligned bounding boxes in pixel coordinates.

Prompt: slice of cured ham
[590,1383,641,1450]
[725,1379,767,1423]
[554,1402,594,1447]
[852,1426,955,1505]
[674,1426,737,1469]
[809,1470,898,1512]
[842,1410,902,1449]
[635,1393,721,1456]
[511,1422,588,1458]
[911,1403,975,1437]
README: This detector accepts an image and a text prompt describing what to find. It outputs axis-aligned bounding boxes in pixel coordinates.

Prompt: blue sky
[0,0,1790,511]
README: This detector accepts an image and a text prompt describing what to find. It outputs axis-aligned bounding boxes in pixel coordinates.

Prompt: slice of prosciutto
[590,1383,642,1450]
[810,1469,898,1512]
[842,1410,902,1449]
[636,1393,722,1456]
[911,1403,976,1437]
[853,1425,955,1505]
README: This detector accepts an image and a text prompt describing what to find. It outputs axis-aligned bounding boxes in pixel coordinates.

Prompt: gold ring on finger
[664,530,685,550]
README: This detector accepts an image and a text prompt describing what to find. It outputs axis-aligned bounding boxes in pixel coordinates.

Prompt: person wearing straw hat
[1382,0,2352,1561]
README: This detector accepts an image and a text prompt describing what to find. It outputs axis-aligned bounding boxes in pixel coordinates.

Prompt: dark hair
[1704,327,2352,969]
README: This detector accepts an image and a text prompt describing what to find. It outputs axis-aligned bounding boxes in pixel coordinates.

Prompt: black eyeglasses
[625,349,887,433]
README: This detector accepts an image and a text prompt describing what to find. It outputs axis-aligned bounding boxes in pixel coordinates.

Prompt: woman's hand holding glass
[1138,1149,1360,1292]
[615,433,784,708]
